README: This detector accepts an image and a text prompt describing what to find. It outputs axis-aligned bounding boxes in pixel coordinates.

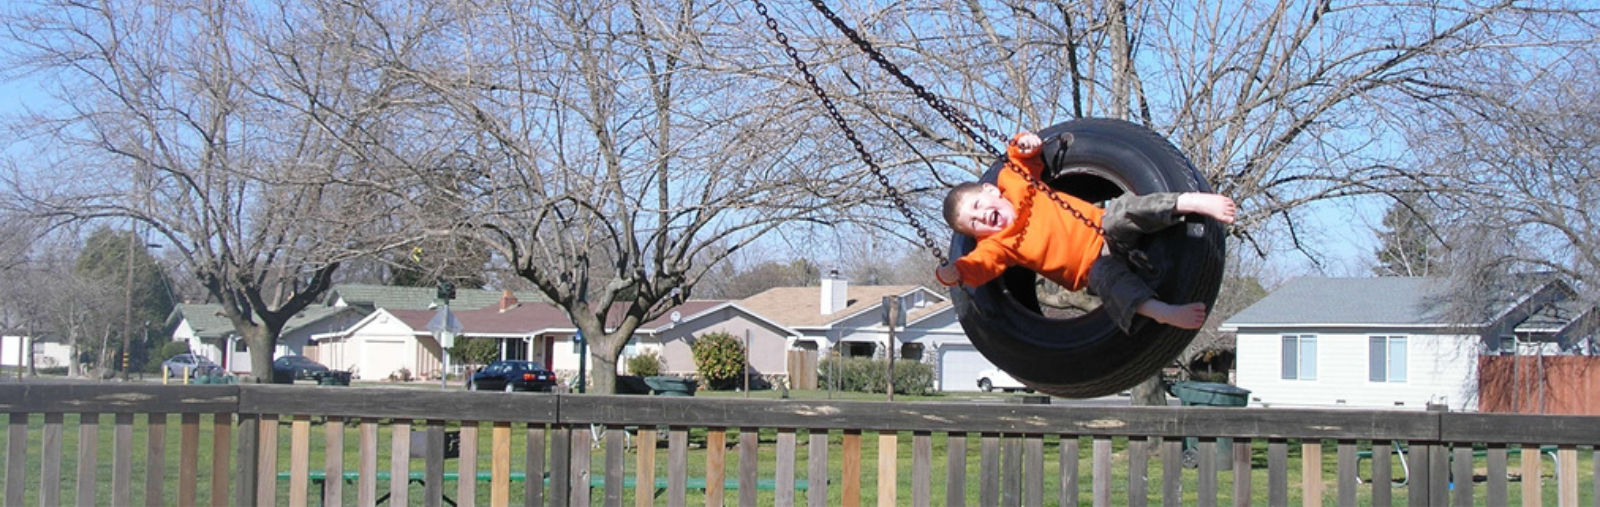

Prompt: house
[626,300,800,382]
[0,335,72,370]
[1220,275,1582,411]
[736,271,992,391]
[316,291,775,383]
[166,303,370,373]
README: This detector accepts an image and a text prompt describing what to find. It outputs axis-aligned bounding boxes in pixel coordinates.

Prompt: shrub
[450,337,500,367]
[818,357,935,396]
[626,350,664,377]
[690,331,746,390]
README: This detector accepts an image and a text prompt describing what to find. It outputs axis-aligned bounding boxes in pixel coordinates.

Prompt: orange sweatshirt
[953,138,1106,290]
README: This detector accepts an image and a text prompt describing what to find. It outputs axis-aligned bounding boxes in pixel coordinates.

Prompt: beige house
[736,273,995,391]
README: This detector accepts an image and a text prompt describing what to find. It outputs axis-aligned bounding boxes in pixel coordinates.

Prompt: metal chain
[753,0,946,264]
[801,0,1110,240]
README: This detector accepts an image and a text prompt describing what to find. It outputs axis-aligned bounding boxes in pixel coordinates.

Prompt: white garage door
[939,345,998,392]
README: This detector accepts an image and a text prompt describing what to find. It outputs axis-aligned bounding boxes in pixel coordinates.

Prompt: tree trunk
[1128,375,1168,407]
[587,335,625,394]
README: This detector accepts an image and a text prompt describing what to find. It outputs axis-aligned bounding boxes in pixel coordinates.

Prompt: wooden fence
[1,384,1597,506]
[1480,355,1600,415]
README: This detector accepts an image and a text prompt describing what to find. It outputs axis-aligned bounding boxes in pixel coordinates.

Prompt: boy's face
[954,184,1015,238]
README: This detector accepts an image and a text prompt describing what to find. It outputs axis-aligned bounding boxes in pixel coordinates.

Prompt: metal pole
[744,329,750,398]
[121,227,137,381]
[887,297,897,402]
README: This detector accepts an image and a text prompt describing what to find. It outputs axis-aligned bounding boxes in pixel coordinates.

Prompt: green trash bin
[644,376,698,396]
[1169,381,1251,469]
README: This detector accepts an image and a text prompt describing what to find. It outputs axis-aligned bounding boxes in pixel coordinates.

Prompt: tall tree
[0,0,419,380]
[71,227,175,376]
[361,0,876,393]
[1372,198,1443,277]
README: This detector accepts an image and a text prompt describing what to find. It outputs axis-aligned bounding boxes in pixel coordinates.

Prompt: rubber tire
[978,379,994,392]
[949,118,1226,399]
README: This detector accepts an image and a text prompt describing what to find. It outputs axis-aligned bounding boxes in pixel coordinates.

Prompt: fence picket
[1061,435,1080,507]
[325,417,345,507]
[947,432,966,507]
[911,432,930,507]
[1127,436,1148,507]
[41,412,63,507]
[523,423,544,507]
[776,428,796,507]
[145,413,168,507]
[76,412,99,506]
[807,429,827,507]
[5,412,25,506]
[1521,443,1540,507]
[113,412,134,503]
[289,415,310,507]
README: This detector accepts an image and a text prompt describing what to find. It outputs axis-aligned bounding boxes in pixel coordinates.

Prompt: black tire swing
[950,119,1226,398]
[753,0,1226,398]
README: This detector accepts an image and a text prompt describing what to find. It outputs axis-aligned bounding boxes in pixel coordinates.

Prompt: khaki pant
[1088,192,1181,332]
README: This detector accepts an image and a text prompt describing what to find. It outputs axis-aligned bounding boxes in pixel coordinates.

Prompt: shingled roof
[323,284,546,311]
[1222,275,1565,330]
[168,304,368,339]
[738,285,933,328]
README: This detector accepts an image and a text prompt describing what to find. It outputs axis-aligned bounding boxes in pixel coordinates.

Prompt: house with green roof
[1220,275,1593,411]
[166,303,369,374]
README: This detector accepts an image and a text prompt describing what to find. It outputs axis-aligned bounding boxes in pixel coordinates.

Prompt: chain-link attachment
[753,0,946,265]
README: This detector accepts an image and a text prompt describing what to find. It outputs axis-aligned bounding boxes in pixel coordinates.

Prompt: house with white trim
[1220,275,1592,411]
[166,303,368,374]
[735,272,994,391]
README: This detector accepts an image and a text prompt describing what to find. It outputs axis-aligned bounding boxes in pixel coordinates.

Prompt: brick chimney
[498,290,519,312]
[820,269,848,315]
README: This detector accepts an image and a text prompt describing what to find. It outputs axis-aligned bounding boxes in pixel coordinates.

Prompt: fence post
[234,413,260,507]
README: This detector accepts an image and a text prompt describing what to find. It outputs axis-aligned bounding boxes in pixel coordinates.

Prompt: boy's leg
[1089,254,1208,331]
[1087,255,1156,333]
[1100,192,1182,249]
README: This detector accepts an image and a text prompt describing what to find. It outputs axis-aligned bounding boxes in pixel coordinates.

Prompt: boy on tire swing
[934,131,1236,331]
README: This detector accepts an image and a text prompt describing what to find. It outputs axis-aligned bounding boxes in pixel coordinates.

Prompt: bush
[450,337,501,367]
[690,331,746,390]
[626,350,664,377]
[818,357,935,396]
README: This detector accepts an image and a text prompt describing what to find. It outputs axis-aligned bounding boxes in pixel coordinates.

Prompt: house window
[1281,335,1317,380]
[1369,336,1408,382]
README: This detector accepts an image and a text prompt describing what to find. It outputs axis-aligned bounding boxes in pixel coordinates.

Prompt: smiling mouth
[986,210,1000,228]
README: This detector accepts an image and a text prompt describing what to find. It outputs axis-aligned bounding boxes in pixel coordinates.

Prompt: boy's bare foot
[1176,193,1236,224]
[1138,300,1208,329]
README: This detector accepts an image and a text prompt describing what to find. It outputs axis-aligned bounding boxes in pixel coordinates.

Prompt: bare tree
[0,0,419,380]
[347,0,877,393]
[772,0,1596,395]
[1418,46,1600,301]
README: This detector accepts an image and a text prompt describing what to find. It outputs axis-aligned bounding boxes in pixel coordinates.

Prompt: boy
[934,131,1236,331]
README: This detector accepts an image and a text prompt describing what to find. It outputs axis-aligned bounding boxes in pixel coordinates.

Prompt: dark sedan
[272,355,330,380]
[468,360,558,392]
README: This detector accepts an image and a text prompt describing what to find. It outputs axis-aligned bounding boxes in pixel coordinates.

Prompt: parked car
[161,354,222,378]
[976,368,1032,393]
[273,355,330,380]
[467,360,558,392]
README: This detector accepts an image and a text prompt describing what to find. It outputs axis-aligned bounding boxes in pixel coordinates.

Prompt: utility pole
[120,227,137,381]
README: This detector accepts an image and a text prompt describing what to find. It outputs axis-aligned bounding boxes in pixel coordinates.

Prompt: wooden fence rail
[1,384,1596,506]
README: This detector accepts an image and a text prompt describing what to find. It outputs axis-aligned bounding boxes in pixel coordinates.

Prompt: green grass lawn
[2,391,1594,506]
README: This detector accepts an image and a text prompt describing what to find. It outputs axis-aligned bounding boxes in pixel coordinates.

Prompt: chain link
[801,0,1110,240]
[754,0,947,264]
[758,0,1125,270]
